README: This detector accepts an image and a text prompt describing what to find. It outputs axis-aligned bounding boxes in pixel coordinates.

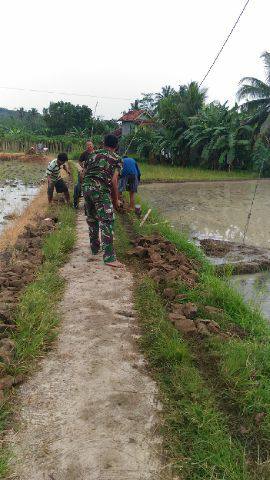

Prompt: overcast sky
[0,0,269,119]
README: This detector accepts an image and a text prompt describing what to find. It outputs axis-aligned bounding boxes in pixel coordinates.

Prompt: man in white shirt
[46,153,71,205]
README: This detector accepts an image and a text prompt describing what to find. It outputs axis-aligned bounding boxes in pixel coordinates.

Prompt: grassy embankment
[139,163,257,182]
[0,163,78,477]
[69,150,257,182]
[115,204,270,480]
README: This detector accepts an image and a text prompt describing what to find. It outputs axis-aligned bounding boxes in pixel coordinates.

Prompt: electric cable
[199,0,251,87]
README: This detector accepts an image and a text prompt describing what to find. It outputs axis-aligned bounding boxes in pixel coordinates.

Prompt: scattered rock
[172,302,198,319]
[0,346,14,364]
[43,217,54,225]
[0,338,15,351]
[196,321,211,336]
[0,375,15,390]
[255,412,266,424]
[172,316,197,334]
[133,246,149,258]
[0,324,16,333]
[116,310,135,318]
[169,313,187,322]
[204,306,224,316]
[128,234,199,288]
[163,288,176,300]
[175,293,188,301]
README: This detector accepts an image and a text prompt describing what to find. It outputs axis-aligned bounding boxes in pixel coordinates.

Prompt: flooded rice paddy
[141,180,270,319]
[141,180,270,248]
[0,159,45,233]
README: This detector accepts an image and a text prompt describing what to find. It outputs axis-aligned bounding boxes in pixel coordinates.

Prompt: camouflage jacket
[82,149,122,193]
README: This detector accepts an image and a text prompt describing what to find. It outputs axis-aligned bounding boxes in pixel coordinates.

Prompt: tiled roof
[118,109,150,122]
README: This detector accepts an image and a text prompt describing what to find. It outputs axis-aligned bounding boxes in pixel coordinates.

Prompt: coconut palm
[29,108,39,118]
[155,85,176,100]
[17,107,26,119]
[237,52,270,130]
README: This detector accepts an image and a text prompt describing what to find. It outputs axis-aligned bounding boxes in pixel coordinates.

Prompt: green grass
[0,204,76,477]
[68,152,257,182]
[135,278,254,480]
[139,163,257,182]
[116,201,270,478]
[134,205,270,456]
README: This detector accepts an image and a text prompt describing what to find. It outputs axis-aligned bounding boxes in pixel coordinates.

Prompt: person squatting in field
[82,134,124,268]
[46,153,71,205]
[118,155,141,210]
[73,140,94,208]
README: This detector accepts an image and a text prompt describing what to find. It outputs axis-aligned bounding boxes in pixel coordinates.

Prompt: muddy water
[140,180,270,248]
[0,159,45,233]
[141,180,270,319]
[231,271,270,319]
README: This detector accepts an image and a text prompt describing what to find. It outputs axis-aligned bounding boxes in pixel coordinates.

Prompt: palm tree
[179,81,207,117]
[155,85,176,100]
[237,52,270,129]
[17,107,26,119]
[29,108,38,118]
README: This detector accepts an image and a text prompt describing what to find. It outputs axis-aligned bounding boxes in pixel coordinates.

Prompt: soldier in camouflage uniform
[82,134,123,267]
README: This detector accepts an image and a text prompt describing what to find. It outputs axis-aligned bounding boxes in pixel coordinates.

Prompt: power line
[124,2,252,156]
[0,2,251,104]
[199,0,251,87]
[0,85,132,102]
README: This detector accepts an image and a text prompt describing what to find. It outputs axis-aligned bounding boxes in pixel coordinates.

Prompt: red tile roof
[118,109,151,122]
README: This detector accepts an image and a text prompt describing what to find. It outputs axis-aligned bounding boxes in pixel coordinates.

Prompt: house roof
[118,109,151,122]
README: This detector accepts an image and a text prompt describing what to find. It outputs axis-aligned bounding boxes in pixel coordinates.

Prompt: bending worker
[46,153,71,205]
[118,155,141,210]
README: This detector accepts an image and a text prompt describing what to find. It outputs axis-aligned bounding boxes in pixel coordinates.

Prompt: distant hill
[0,107,17,118]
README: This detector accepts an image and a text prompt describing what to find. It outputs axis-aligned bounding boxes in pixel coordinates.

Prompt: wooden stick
[139,209,152,227]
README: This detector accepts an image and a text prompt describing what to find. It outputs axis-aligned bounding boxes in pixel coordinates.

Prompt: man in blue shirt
[118,156,141,210]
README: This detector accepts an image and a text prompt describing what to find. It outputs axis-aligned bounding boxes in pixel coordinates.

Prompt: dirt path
[6,213,163,480]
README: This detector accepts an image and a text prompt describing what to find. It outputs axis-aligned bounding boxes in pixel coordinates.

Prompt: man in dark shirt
[73,140,94,208]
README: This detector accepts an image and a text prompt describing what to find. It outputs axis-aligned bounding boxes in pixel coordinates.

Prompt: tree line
[0,102,117,138]
[122,51,270,175]
[1,51,270,172]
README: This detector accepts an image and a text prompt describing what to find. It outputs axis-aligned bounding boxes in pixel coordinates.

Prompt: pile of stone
[129,234,245,340]
[168,302,229,338]
[129,234,200,288]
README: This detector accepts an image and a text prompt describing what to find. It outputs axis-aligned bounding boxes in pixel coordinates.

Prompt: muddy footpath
[6,214,164,480]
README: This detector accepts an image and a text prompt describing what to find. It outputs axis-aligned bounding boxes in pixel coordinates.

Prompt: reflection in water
[141,180,270,320]
[0,159,45,234]
[141,180,270,248]
[0,183,39,233]
[232,271,270,319]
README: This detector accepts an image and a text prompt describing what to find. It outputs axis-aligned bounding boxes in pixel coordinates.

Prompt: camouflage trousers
[83,189,116,264]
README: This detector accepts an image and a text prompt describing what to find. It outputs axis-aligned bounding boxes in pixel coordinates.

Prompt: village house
[118,109,153,136]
